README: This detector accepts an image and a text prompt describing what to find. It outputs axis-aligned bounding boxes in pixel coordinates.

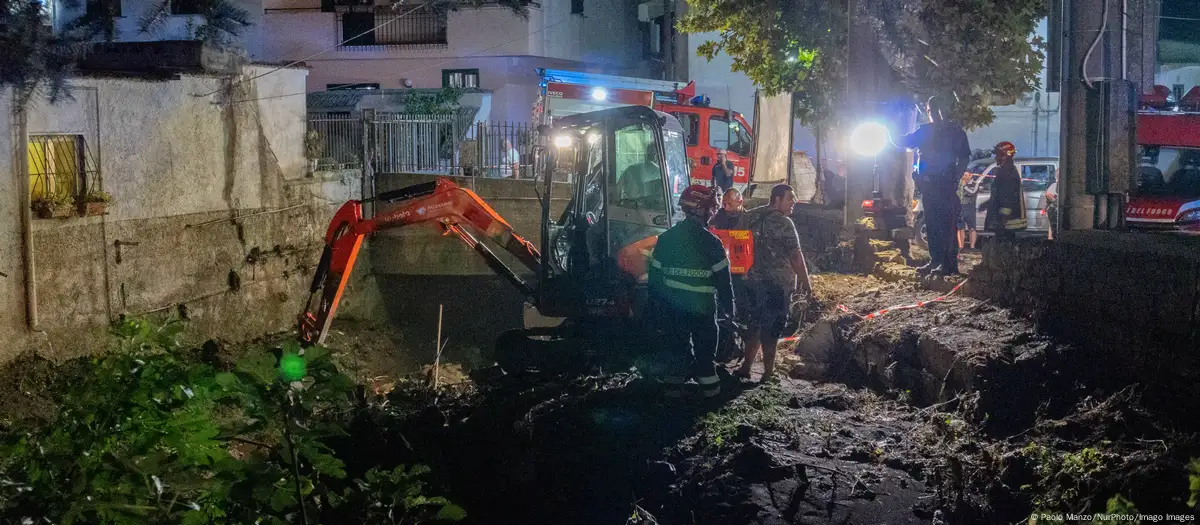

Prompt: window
[28,135,85,203]
[170,0,203,15]
[1136,146,1200,197]
[612,122,666,209]
[86,0,121,18]
[645,16,664,58]
[1020,164,1053,191]
[327,83,379,90]
[662,128,689,214]
[442,69,479,89]
[571,0,583,15]
[341,10,447,47]
[708,116,751,157]
[670,112,699,146]
[342,12,376,46]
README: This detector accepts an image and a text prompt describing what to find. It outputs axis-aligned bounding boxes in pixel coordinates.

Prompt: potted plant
[32,193,76,219]
[305,129,324,173]
[78,189,112,217]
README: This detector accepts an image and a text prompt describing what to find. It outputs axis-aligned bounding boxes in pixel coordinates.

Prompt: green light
[278,352,307,382]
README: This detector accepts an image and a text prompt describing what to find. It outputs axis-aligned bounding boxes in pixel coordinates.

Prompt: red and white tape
[835,278,969,320]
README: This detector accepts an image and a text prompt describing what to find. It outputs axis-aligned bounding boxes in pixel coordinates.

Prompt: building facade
[260,0,684,122]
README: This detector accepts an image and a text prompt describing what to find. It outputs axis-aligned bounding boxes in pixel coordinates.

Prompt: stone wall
[0,67,323,365]
[966,231,1200,392]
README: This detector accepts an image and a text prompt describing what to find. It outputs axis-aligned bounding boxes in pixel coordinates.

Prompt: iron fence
[27,134,101,206]
[305,112,541,179]
[337,8,448,48]
[307,112,362,170]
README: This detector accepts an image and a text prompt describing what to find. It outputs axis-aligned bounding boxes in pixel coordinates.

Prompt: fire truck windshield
[1135,146,1200,197]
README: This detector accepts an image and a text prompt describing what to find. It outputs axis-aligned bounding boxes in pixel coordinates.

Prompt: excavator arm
[298,178,542,346]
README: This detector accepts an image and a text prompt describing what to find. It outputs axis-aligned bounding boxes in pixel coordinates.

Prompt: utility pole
[1056,0,1156,231]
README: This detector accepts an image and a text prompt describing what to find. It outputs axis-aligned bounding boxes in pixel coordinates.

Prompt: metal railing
[337,9,448,48]
[306,112,539,178]
[307,112,362,169]
[27,134,101,206]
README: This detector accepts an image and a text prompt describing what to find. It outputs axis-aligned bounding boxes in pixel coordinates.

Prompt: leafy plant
[1188,458,1200,508]
[0,317,464,524]
[82,189,113,203]
[304,130,325,161]
[31,192,77,215]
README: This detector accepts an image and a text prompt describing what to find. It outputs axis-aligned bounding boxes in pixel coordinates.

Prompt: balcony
[337,8,448,49]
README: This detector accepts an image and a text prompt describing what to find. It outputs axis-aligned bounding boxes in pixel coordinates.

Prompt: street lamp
[849,121,890,205]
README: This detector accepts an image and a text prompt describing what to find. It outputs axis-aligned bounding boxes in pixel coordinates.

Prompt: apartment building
[261,0,686,121]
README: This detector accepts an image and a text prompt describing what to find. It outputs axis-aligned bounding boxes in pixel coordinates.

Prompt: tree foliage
[0,317,465,524]
[680,0,1048,129]
[0,0,83,105]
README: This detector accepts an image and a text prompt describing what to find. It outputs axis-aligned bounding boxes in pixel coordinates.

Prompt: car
[913,156,1059,246]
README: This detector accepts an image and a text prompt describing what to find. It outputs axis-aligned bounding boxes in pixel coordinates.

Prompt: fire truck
[534,68,755,189]
[1124,86,1200,233]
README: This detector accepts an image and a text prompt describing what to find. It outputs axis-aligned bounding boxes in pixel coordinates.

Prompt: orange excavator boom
[298,178,541,346]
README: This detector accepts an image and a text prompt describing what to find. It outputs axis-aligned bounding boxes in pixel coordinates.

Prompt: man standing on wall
[895,96,971,276]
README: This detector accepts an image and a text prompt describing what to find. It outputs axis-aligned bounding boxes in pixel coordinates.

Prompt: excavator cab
[534,106,689,321]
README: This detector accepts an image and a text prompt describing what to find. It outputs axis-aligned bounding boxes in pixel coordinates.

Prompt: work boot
[915,262,936,275]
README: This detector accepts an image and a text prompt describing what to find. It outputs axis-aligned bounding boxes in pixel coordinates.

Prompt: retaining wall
[966,231,1200,394]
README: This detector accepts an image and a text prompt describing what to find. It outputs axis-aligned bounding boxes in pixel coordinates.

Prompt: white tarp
[750,92,794,185]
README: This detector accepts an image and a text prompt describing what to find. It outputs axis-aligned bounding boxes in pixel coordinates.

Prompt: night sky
[1160,0,1200,43]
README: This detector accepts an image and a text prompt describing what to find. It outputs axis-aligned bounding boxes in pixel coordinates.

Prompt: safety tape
[771,279,970,344]
[835,278,969,320]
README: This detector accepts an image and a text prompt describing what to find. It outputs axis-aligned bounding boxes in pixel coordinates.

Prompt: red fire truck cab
[534,68,755,189]
[1124,105,1200,233]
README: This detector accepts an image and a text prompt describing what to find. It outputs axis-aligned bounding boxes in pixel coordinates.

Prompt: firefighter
[895,96,972,276]
[648,185,735,399]
[979,141,1027,238]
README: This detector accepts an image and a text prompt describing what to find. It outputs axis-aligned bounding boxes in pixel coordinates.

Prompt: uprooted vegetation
[0,318,465,524]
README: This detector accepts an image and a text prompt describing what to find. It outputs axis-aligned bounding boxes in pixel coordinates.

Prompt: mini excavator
[297,106,694,373]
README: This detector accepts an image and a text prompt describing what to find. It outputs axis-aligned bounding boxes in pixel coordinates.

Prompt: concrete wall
[0,66,327,364]
[1,90,33,355]
[51,0,265,58]
[966,232,1200,396]
[369,173,571,277]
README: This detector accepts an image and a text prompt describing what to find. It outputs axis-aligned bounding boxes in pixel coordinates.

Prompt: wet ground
[3,248,1198,523]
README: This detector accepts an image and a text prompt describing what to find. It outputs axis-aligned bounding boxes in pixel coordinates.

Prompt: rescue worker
[734,184,812,382]
[979,141,1027,238]
[895,96,972,276]
[647,185,735,399]
[711,187,745,230]
[712,149,735,192]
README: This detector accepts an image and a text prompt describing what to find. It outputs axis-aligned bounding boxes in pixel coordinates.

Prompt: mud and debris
[3,241,1199,524]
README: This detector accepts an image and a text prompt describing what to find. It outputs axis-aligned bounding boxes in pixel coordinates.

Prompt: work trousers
[921,181,960,271]
[659,308,720,398]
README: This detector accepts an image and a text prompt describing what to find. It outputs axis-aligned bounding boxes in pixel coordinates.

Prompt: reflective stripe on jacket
[648,218,734,317]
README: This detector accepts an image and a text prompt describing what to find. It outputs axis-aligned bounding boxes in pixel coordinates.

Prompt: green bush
[0,317,464,525]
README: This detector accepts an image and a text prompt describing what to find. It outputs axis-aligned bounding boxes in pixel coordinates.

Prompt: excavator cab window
[610,121,672,257]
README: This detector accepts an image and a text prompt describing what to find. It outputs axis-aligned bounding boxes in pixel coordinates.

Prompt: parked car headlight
[1178,210,1200,223]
